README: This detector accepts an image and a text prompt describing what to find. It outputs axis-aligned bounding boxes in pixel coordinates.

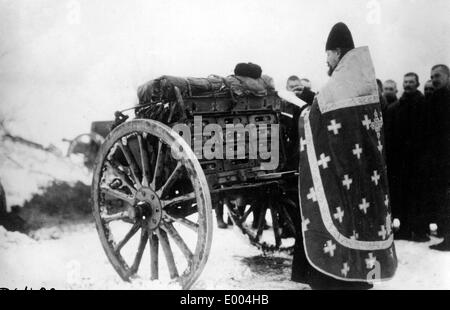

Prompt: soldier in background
[285,76,316,106]
[282,76,305,171]
[428,65,450,251]
[382,80,399,232]
[388,73,426,240]
[377,79,388,113]
[383,80,399,106]
[284,75,304,118]
[424,80,435,101]
[286,75,303,93]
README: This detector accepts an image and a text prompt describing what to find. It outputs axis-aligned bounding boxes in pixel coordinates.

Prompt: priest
[292,22,398,289]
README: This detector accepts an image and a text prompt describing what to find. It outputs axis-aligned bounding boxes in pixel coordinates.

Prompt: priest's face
[326,50,340,76]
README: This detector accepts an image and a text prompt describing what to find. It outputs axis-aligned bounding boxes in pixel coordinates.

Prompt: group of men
[380,66,450,251]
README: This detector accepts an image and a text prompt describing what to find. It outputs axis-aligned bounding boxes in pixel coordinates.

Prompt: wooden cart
[91,83,302,289]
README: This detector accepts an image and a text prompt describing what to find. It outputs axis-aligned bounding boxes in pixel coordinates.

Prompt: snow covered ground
[0,221,297,290]
[0,134,91,210]
[1,220,449,290]
[1,130,450,290]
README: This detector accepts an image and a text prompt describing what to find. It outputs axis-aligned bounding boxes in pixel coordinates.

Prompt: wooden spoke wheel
[92,119,213,289]
[226,191,300,253]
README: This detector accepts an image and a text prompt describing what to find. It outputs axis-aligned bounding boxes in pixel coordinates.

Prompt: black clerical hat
[325,22,355,51]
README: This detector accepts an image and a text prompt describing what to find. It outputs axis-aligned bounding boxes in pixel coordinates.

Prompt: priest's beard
[327,56,341,76]
[327,64,335,77]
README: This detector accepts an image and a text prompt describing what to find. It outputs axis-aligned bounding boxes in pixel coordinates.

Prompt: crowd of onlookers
[285,65,450,250]
[379,64,450,251]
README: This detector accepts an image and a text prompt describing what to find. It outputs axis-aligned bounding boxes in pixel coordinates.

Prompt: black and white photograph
[0,0,449,292]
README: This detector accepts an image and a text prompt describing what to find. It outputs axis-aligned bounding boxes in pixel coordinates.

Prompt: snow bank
[0,225,36,250]
[0,137,91,210]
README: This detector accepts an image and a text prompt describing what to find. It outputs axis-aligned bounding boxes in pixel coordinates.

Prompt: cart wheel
[92,119,213,289]
[226,191,299,253]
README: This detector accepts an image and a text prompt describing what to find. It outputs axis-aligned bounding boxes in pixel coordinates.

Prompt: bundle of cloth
[137,63,275,104]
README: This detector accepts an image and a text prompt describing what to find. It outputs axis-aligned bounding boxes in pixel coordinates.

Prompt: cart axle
[135,187,163,231]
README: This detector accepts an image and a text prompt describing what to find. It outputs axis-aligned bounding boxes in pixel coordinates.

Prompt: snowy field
[1,220,450,290]
[1,131,450,290]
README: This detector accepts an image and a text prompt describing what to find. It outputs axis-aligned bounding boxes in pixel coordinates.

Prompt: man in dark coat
[428,65,450,251]
[285,76,316,106]
[282,76,314,170]
[291,22,397,289]
[388,73,426,241]
[381,80,399,218]
[383,80,399,106]
[424,80,435,101]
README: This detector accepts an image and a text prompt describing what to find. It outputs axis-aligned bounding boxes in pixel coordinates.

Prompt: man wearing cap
[292,22,397,289]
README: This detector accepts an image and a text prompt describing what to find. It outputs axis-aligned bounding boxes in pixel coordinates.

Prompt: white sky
[0,0,449,148]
